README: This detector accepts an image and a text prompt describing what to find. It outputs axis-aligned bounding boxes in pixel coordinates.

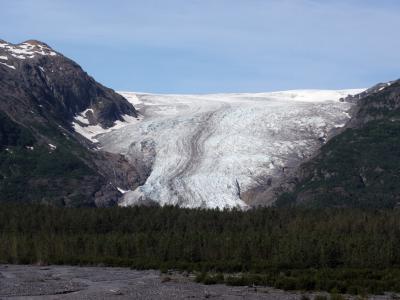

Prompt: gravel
[0,265,396,299]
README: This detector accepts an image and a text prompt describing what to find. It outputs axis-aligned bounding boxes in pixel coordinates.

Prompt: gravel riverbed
[0,265,396,299]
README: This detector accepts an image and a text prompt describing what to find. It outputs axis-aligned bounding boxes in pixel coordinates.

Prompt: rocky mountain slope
[0,39,144,206]
[275,79,400,208]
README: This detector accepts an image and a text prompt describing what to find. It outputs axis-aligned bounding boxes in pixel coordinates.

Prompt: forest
[1,204,400,295]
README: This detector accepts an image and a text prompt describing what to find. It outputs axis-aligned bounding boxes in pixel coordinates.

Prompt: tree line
[1,204,400,295]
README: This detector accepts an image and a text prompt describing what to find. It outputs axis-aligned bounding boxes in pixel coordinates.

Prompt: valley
[2,1,400,298]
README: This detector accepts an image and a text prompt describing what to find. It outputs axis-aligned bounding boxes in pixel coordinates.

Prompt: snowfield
[88,89,364,209]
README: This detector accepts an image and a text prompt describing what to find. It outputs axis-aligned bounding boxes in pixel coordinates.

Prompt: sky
[1,0,400,93]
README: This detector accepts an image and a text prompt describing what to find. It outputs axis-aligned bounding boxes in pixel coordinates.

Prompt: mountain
[275,79,400,209]
[97,89,363,209]
[0,39,137,129]
[2,39,397,210]
[0,39,144,207]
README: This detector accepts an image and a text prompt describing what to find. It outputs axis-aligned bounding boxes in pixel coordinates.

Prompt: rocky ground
[0,265,398,299]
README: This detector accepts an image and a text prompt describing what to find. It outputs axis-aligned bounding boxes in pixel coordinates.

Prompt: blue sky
[2,0,400,93]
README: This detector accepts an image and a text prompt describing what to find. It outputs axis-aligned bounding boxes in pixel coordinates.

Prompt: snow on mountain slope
[0,40,57,60]
[72,112,142,143]
[95,89,364,209]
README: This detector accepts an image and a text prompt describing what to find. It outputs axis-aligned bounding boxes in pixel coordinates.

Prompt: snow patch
[74,108,94,125]
[0,55,8,60]
[48,144,57,150]
[117,187,129,194]
[0,62,15,70]
[118,92,143,105]
[378,82,393,91]
[10,53,26,59]
[0,41,57,60]
[72,111,142,142]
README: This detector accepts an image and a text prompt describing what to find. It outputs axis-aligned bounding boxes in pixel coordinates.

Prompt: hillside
[276,80,400,208]
[0,39,144,206]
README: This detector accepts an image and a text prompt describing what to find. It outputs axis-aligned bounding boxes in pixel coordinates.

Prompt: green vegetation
[0,112,99,206]
[0,111,35,149]
[1,204,400,295]
[276,119,400,209]
[276,78,400,210]
[0,145,95,205]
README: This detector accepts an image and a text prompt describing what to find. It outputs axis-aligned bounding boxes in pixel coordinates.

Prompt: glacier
[90,89,364,209]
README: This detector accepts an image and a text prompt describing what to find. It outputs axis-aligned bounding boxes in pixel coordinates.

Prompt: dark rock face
[340,81,395,104]
[0,39,136,129]
[0,39,143,207]
[274,79,400,209]
[348,80,400,126]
